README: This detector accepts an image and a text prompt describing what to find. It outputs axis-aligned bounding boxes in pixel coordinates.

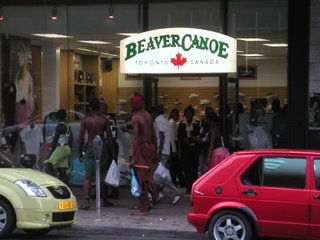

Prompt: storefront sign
[120,28,237,74]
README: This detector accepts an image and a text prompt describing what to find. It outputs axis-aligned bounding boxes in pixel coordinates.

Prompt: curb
[53,224,208,239]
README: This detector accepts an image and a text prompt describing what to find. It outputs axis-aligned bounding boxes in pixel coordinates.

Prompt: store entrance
[222,77,240,150]
[142,76,241,150]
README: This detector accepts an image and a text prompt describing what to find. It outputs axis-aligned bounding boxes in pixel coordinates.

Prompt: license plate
[58,200,75,210]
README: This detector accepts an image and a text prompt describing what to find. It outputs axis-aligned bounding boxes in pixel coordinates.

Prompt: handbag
[154,162,171,183]
[104,160,120,187]
[57,122,70,146]
[130,168,141,197]
[207,136,230,170]
[209,146,230,170]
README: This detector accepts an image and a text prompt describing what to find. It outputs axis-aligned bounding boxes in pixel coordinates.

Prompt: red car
[187,149,320,240]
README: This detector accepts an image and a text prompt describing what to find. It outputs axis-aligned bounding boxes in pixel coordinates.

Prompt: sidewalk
[54,185,208,239]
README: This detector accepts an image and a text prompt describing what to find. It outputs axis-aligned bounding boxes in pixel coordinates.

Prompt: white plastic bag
[105,160,120,187]
[154,162,171,183]
[248,125,272,149]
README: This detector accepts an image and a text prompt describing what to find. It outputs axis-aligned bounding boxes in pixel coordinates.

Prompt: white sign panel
[120,28,237,74]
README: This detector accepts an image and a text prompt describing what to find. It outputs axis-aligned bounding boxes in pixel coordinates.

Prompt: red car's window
[242,157,306,189]
[314,159,320,189]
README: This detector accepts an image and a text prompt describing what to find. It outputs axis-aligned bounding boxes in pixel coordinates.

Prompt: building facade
[0,0,316,150]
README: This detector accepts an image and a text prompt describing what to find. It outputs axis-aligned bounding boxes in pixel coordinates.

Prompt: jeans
[160,154,170,167]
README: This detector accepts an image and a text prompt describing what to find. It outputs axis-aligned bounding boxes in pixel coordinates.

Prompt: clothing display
[20,124,43,162]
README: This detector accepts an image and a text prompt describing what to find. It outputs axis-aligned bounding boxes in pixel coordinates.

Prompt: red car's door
[309,158,320,239]
[237,156,309,239]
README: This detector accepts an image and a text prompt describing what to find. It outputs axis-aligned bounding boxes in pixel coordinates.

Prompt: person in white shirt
[152,105,183,205]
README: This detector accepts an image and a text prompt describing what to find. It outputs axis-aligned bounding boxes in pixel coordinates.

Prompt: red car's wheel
[208,210,253,240]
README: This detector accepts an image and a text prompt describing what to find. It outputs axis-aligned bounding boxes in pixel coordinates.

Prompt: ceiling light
[239,53,264,57]
[263,43,288,47]
[237,38,269,42]
[32,33,74,38]
[77,48,99,53]
[107,5,115,20]
[51,6,57,21]
[101,52,118,57]
[78,40,111,45]
[0,7,4,21]
[117,33,138,37]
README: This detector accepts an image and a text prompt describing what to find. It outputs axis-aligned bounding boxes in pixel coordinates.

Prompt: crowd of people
[122,94,289,216]
[72,92,227,216]
[0,90,289,216]
[119,93,229,215]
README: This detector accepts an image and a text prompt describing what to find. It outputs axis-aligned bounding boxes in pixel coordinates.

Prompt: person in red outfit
[129,93,158,215]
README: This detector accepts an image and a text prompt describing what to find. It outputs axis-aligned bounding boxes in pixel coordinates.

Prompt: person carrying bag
[44,109,73,184]
[208,140,230,170]
[205,111,230,171]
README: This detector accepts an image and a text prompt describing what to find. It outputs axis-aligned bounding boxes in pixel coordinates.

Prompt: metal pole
[92,135,102,219]
[219,0,229,143]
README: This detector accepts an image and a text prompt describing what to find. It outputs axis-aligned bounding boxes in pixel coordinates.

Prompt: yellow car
[0,151,77,237]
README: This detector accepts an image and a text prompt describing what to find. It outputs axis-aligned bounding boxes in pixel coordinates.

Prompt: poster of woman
[10,37,35,128]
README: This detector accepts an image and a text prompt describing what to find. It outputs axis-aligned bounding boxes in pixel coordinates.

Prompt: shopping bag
[208,146,230,170]
[248,125,272,149]
[154,162,171,183]
[68,157,85,186]
[130,168,141,197]
[105,160,120,187]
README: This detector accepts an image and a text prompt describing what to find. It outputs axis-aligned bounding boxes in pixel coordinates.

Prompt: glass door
[143,77,158,111]
[221,77,240,150]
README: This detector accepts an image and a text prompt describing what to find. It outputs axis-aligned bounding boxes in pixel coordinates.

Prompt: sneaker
[172,193,183,205]
[159,192,164,199]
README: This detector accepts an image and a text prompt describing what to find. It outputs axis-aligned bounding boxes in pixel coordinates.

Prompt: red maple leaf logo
[170,53,187,69]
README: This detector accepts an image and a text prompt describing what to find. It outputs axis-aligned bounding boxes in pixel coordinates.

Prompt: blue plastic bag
[68,158,85,186]
[130,168,141,197]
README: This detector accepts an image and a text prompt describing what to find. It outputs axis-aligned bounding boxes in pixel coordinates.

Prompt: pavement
[53,185,208,239]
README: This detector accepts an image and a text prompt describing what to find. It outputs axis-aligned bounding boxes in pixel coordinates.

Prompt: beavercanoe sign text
[120,28,237,74]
